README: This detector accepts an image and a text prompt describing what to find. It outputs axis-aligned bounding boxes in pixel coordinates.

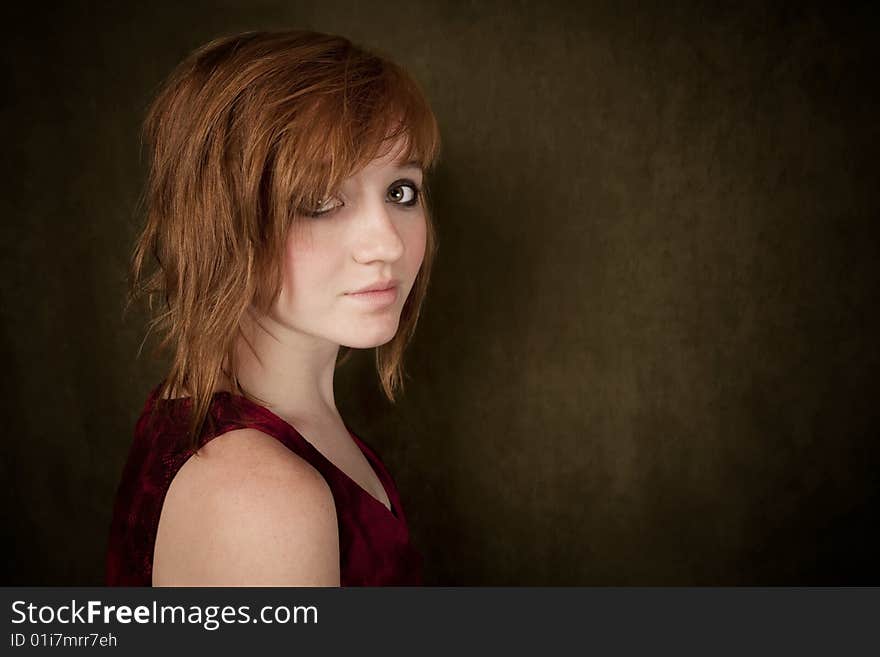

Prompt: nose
[351,199,405,264]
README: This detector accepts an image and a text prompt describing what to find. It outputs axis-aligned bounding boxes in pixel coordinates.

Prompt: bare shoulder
[153,428,340,586]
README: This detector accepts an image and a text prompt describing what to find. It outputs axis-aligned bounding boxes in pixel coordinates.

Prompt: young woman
[104,29,441,586]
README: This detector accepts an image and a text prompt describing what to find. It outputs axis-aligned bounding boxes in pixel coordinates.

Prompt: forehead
[340,154,422,188]
[311,135,424,196]
[358,140,422,175]
[359,157,422,178]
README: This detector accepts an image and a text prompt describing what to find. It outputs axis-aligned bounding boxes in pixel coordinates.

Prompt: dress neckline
[156,387,401,522]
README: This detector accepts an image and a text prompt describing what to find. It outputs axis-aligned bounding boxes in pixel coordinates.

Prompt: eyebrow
[395,159,422,171]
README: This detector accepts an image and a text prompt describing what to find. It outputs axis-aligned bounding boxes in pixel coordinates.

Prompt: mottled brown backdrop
[1,1,877,584]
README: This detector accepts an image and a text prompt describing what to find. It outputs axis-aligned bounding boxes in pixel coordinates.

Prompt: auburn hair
[127,29,442,451]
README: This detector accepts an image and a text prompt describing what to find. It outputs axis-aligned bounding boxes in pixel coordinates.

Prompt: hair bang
[282,59,441,215]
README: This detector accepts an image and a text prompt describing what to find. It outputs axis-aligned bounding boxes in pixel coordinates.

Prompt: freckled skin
[152,139,427,586]
[272,143,427,350]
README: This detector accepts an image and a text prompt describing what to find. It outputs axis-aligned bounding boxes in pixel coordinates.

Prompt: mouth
[344,284,399,306]
[348,284,395,294]
[346,279,400,295]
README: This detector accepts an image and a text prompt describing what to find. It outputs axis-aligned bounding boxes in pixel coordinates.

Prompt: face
[270,140,427,349]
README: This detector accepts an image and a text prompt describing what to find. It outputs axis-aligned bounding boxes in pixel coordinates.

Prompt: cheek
[281,232,335,299]
[405,216,428,271]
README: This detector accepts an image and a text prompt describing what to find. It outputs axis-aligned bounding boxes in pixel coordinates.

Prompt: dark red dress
[105,382,423,586]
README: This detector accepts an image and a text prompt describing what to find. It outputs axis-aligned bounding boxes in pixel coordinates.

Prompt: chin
[341,325,400,349]
[343,335,397,349]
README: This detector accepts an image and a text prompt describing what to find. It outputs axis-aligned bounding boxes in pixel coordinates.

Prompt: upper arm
[153,428,340,586]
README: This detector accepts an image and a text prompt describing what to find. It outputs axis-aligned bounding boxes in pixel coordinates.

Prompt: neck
[227,308,344,429]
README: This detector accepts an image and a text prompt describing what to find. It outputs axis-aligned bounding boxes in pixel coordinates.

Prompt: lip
[344,285,398,306]
[347,279,400,294]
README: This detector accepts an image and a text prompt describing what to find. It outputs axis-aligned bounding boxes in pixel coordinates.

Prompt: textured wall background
[1,1,877,585]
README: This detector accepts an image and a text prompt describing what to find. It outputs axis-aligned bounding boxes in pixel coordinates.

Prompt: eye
[304,179,422,218]
[305,197,343,218]
[388,180,421,207]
